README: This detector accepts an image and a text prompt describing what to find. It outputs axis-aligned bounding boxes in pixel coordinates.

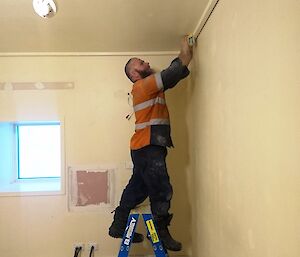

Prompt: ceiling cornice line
[193,0,220,41]
[0,51,178,57]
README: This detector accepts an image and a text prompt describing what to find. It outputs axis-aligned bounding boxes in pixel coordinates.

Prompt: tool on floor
[117,213,168,257]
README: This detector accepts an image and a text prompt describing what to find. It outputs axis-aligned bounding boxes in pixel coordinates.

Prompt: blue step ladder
[118,213,168,257]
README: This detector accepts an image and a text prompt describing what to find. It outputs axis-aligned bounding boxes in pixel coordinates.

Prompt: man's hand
[179,35,193,66]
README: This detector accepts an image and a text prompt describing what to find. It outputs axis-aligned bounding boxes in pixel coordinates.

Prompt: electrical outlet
[73,243,84,251]
[88,242,99,251]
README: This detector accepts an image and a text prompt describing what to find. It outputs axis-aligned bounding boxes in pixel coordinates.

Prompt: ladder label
[146,219,159,243]
[124,217,137,245]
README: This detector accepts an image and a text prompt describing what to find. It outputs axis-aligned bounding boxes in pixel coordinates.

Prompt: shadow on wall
[166,74,194,256]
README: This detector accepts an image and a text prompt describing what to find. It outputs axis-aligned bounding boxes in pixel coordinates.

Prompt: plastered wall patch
[0,82,74,90]
[76,170,108,206]
[68,166,114,211]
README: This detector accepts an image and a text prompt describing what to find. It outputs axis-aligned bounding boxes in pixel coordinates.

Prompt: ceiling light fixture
[33,0,57,18]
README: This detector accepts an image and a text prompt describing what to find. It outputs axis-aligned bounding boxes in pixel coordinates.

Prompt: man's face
[130,58,153,80]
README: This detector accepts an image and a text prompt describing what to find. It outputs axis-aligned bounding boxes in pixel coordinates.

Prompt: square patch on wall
[68,167,114,211]
[76,170,108,206]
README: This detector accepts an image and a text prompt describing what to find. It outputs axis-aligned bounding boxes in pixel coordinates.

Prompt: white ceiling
[0,0,208,53]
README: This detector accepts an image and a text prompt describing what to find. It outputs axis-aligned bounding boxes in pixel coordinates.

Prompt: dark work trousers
[119,145,173,218]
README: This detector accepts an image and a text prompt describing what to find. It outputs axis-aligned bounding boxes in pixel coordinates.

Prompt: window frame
[0,119,65,197]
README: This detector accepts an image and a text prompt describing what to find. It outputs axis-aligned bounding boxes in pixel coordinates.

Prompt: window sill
[0,178,64,196]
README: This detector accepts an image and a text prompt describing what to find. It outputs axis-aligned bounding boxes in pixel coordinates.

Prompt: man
[109,36,193,251]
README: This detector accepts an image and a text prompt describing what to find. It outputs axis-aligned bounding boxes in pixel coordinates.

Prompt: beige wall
[0,0,299,256]
[179,0,300,256]
[0,55,191,257]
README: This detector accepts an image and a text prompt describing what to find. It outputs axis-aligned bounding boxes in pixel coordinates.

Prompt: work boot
[154,214,182,251]
[108,207,144,243]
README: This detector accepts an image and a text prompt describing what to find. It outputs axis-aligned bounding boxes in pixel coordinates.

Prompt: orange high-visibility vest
[130,73,173,150]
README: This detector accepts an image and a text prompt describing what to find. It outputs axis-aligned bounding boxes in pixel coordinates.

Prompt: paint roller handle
[179,35,193,66]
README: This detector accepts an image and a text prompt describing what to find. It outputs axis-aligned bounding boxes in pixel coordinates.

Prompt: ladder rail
[142,214,168,257]
[118,214,140,257]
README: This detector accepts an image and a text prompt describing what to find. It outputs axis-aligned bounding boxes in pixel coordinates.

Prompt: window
[0,121,64,196]
[17,123,61,179]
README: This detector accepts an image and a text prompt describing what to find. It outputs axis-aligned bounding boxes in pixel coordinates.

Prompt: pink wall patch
[68,167,114,211]
[76,170,109,206]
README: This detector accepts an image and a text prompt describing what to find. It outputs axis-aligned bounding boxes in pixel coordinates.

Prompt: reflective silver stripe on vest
[154,72,164,91]
[133,97,166,112]
[135,118,170,130]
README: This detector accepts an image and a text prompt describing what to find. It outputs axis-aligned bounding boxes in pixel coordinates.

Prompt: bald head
[124,58,135,82]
